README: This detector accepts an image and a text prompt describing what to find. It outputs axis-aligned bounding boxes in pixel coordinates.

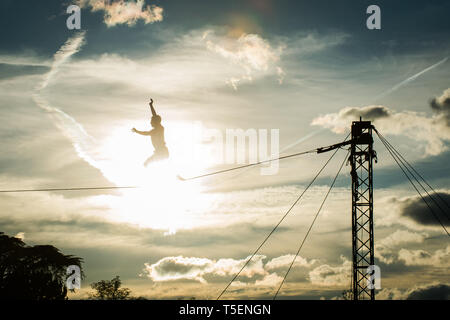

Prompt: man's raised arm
[149,98,157,117]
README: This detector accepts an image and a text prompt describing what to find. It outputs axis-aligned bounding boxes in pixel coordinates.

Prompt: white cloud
[200,29,348,90]
[142,255,267,283]
[61,29,259,94]
[378,230,427,247]
[255,273,283,287]
[143,253,317,285]
[308,255,351,286]
[398,245,450,266]
[281,32,349,56]
[143,256,213,283]
[376,287,406,300]
[375,230,428,264]
[77,0,163,27]
[265,254,315,270]
[203,30,284,89]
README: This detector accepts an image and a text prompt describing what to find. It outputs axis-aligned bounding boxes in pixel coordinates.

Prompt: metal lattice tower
[350,120,376,300]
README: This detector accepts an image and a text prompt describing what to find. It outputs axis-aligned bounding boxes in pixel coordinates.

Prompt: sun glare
[91,122,220,231]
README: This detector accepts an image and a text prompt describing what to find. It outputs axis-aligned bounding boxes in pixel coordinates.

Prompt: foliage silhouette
[0,231,84,300]
[89,276,132,300]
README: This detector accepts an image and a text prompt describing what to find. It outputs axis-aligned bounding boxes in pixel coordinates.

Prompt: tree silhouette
[89,276,132,300]
[0,232,84,300]
[342,289,353,300]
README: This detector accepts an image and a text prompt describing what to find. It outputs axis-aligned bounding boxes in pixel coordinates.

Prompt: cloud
[398,246,450,266]
[0,63,48,81]
[0,55,49,67]
[375,287,405,300]
[341,105,392,120]
[143,256,214,283]
[142,255,267,283]
[143,253,316,285]
[396,191,450,227]
[377,283,450,300]
[430,88,450,126]
[14,232,25,240]
[77,0,163,27]
[201,30,348,90]
[375,230,428,264]
[308,256,351,286]
[378,230,428,247]
[282,32,349,56]
[203,30,284,89]
[265,254,315,270]
[254,273,283,287]
[311,104,450,155]
[55,28,283,97]
[405,283,450,300]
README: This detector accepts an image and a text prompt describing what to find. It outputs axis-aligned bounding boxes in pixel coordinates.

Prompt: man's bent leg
[144,149,169,167]
[144,155,155,167]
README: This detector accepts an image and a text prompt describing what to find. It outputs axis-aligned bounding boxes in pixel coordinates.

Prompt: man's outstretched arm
[149,99,157,116]
[132,128,151,136]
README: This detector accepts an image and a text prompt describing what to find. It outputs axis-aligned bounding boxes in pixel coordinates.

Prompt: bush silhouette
[89,276,132,300]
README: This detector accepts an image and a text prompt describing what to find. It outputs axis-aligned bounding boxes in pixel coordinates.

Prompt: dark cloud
[399,192,450,226]
[406,283,450,300]
[341,105,391,121]
[430,89,450,126]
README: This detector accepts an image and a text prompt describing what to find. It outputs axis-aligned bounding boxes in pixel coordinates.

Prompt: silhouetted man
[132,99,169,166]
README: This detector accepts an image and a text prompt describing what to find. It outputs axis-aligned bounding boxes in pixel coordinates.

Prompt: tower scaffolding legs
[350,120,376,300]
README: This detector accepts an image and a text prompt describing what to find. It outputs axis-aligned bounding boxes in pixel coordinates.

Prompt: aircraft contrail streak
[374,56,448,101]
[32,31,99,168]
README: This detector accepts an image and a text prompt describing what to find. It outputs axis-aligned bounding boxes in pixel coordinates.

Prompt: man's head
[151,115,162,127]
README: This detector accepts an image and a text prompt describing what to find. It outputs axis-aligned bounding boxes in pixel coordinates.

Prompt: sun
[90,122,220,231]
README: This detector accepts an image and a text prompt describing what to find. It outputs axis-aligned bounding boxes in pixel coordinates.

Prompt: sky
[0,0,449,299]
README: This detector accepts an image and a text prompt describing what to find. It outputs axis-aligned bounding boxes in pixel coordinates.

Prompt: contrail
[32,31,99,168]
[36,31,86,91]
[374,56,448,101]
[279,129,325,153]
